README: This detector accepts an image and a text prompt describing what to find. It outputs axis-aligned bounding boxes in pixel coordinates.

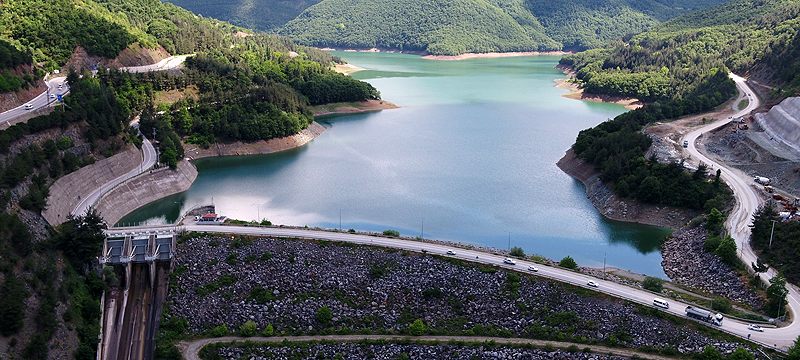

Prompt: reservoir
[120,52,671,277]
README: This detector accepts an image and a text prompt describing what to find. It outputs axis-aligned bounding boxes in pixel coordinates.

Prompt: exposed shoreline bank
[423,51,570,61]
[556,148,697,230]
[555,65,644,110]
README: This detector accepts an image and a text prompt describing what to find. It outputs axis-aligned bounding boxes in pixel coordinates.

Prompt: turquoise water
[120,52,671,277]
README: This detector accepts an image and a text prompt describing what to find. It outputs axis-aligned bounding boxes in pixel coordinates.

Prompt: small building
[197,213,226,225]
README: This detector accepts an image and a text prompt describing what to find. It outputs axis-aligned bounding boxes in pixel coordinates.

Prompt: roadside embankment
[184,121,326,160]
[556,149,696,229]
[43,145,142,226]
[555,66,643,110]
[422,51,570,61]
[311,99,398,117]
[95,160,197,225]
[0,78,47,113]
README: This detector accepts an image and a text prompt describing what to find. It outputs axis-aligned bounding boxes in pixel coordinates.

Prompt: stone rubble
[168,236,750,356]
[661,226,763,307]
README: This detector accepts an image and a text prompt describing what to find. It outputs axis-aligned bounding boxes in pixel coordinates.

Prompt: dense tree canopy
[280,0,724,55]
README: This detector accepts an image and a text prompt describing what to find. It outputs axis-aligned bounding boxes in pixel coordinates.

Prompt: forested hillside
[561,0,800,101]
[562,0,800,217]
[0,0,378,358]
[279,0,725,55]
[164,0,321,31]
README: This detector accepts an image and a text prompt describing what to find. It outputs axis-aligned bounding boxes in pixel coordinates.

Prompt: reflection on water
[120,52,671,278]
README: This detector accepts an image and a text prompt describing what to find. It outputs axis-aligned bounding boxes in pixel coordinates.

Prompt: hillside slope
[164,0,322,31]
[0,0,379,359]
[279,0,725,55]
[561,0,800,101]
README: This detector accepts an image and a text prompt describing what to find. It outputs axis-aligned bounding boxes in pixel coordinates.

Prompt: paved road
[181,335,677,360]
[0,76,68,125]
[0,54,191,126]
[119,54,191,73]
[106,222,794,351]
[72,136,157,217]
[681,74,800,349]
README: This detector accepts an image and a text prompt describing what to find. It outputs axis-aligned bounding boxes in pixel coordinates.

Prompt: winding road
[71,135,157,217]
[0,76,68,125]
[681,74,800,350]
[0,55,191,126]
[100,74,799,353]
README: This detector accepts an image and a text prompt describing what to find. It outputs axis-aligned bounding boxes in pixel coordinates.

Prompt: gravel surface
[166,236,752,356]
[661,226,763,307]
[210,343,631,360]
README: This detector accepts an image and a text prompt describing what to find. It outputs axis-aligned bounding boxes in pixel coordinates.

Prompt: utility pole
[420,218,424,239]
[603,252,607,280]
[339,208,342,231]
[507,232,511,251]
[769,220,777,249]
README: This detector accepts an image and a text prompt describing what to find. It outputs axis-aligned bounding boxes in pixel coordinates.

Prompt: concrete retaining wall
[44,145,142,226]
[95,160,198,226]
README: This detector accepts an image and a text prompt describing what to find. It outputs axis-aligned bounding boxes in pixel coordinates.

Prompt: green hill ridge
[278,0,726,55]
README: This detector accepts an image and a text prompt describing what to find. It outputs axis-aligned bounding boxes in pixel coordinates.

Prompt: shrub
[316,306,333,325]
[248,287,276,304]
[509,247,525,258]
[711,297,732,313]
[262,323,274,337]
[208,324,229,337]
[715,236,738,265]
[382,229,400,237]
[704,235,722,253]
[559,256,578,270]
[408,318,426,336]
[642,276,664,293]
[238,320,257,337]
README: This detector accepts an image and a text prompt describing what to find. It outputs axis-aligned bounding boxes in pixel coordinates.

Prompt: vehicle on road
[653,298,670,309]
[446,250,455,255]
[25,103,33,110]
[683,140,689,148]
[587,280,598,288]
[748,324,764,332]
[49,94,56,100]
[685,306,723,326]
[503,258,516,265]
[754,176,771,185]
[528,265,538,272]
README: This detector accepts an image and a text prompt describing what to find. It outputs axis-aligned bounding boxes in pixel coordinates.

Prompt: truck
[754,176,771,185]
[685,306,723,326]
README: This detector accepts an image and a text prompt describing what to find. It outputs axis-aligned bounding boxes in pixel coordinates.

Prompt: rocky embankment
[556,149,696,229]
[211,343,630,360]
[166,235,748,355]
[183,122,326,159]
[557,149,762,307]
[661,227,764,307]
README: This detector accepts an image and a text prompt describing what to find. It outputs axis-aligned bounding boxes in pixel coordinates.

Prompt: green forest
[164,0,322,31]
[561,0,800,100]
[750,206,800,284]
[279,0,725,55]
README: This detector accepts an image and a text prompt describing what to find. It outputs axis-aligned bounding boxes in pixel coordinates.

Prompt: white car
[503,258,516,265]
[683,140,689,148]
[49,94,56,99]
[748,324,764,332]
[24,103,33,110]
[527,265,539,272]
[446,250,455,255]
[587,280,599,288]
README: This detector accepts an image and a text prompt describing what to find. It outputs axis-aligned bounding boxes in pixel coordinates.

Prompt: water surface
[121,52,670,277]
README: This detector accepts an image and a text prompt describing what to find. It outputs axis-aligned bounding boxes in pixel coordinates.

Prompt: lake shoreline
[556,148,697,230]
[555,65,644,110]
[423,51,570,61]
